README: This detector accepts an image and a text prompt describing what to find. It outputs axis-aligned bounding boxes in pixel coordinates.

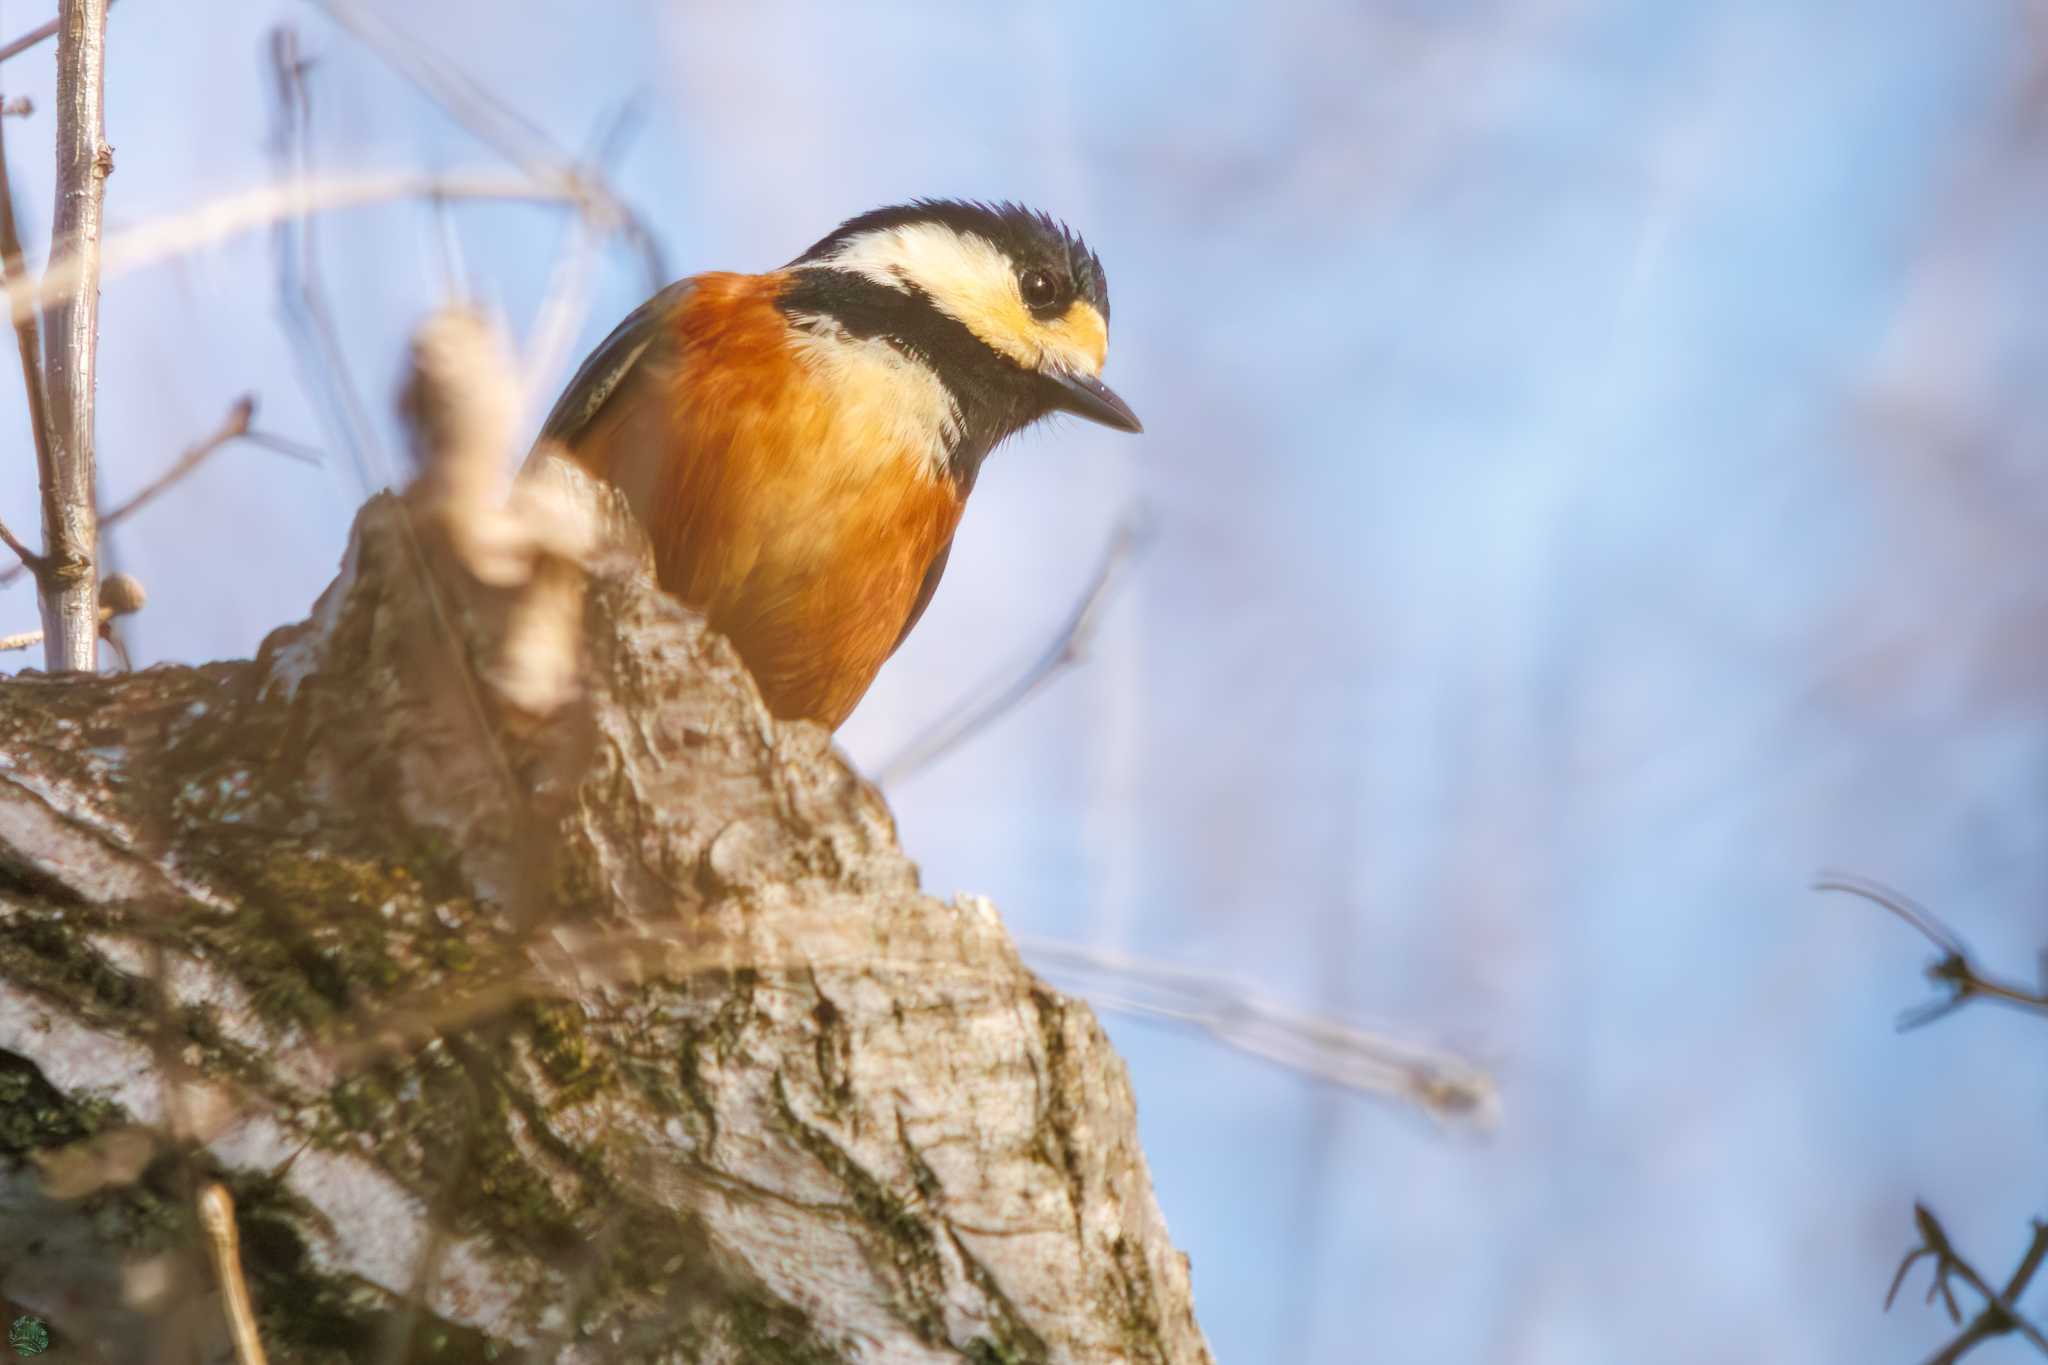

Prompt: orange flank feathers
[560,272,963,729]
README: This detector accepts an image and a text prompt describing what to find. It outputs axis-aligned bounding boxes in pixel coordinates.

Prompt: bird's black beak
[1046,369,1142,433]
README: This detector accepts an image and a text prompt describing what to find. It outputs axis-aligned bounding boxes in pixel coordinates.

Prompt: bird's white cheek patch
[824,224,1044,368]
[817,222,1111,379]
[785,315,960,481]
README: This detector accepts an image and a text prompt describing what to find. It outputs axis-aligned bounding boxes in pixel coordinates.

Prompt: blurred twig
[1886,1203,2048,1363]
[268,25,384,492]
[308,0,667,290]
[302,913,1497,1130]
[0,0,117,66]
[1,169,593,333]
[515,96,653,415]
[1016,932,1497,1124]
[0,397,316,590]
[97,395,263,523]
[878,514,1151,786]
[1815,873,2048,1029]
[198,1184,270,1365]
[0,70,53,524]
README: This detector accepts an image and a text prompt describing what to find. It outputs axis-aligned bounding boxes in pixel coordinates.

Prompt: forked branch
[0,396,314,591]
[1814,873,2048,1029]
[1886,1204,2048,1364]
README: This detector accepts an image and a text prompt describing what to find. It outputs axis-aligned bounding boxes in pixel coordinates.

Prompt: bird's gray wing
[891,536,954,656]
[532,278,697,456]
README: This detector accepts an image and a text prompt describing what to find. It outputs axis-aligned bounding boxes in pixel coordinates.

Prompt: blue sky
[3,2,2046,1360]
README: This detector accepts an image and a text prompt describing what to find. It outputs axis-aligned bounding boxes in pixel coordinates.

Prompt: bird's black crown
[792,198,1110,323]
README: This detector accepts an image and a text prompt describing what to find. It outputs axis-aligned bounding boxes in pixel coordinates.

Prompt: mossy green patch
[0,1049,122,1154]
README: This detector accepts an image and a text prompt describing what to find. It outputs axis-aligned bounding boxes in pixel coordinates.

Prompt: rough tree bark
[0,470,1212,1362]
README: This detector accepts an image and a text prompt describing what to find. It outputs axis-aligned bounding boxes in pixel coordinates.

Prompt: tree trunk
[0,478,1212,1364]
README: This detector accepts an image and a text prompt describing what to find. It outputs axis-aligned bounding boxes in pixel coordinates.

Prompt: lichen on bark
[0,478,1211,1363]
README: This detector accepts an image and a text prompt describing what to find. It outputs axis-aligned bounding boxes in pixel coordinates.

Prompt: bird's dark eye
[1019,268,1059,311]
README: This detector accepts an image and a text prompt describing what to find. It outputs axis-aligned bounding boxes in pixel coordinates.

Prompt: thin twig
[0,398,312,590]
[268,26,384,493]
[281,12,653,431]
[241,429,323,464]
[0,0,116,67]
[0,62,52,585]
[309,0,666,290]
[99,395,254,530]
[1017,932,1497,1123]
[6,169,592,332]
[1815,874,2048,1028]
[0,510,37,572]
[515,97,653,416]
[1886,1204,2048,1363]
[877,514,1151,786]
[36,0,112,672]
[198,1184,270,1365]
[0,16,58,66]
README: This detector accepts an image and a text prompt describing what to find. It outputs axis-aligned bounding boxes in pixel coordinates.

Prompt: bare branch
[0,0,118,64]
[273,14,651,439]
[268,26,385,492]
[6,169,591,333]
[0,67,52,587]
[1815,874,2048,1028]
[197,1185,270,1365]
[1886,1204,2048,1363]
[96,395,253,530]
[0,509,37,573]
[878,514,1151,786]
[0,0,124,68]
[240,429,323,464]
[0,397,314,591]
[0,16,60,66]
[1815,872,1967,955]
[1016,931,1497,1123]
[310,0,667,289]
[36,0,113,672]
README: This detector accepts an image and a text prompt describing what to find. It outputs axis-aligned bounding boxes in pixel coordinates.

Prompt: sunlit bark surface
[0,484,1210,1365]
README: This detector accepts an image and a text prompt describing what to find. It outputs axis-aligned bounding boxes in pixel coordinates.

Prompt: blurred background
[3,1,2046,1359]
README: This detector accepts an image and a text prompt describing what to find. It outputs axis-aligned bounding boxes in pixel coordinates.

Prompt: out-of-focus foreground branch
[0,309,1213,1363]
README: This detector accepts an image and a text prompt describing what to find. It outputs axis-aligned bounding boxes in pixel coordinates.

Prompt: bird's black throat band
[776,267,1054,492]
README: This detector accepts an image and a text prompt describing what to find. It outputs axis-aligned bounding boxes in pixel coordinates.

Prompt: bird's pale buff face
[815,222,1111,383]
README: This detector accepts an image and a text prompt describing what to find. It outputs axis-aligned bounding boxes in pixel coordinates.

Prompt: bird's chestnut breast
[638,275,964,727]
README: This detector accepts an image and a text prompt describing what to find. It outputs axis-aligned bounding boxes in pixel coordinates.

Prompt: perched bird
[533,199,1140,729]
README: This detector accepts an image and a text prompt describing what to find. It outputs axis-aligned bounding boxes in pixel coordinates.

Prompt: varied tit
[533,199,1140,730]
